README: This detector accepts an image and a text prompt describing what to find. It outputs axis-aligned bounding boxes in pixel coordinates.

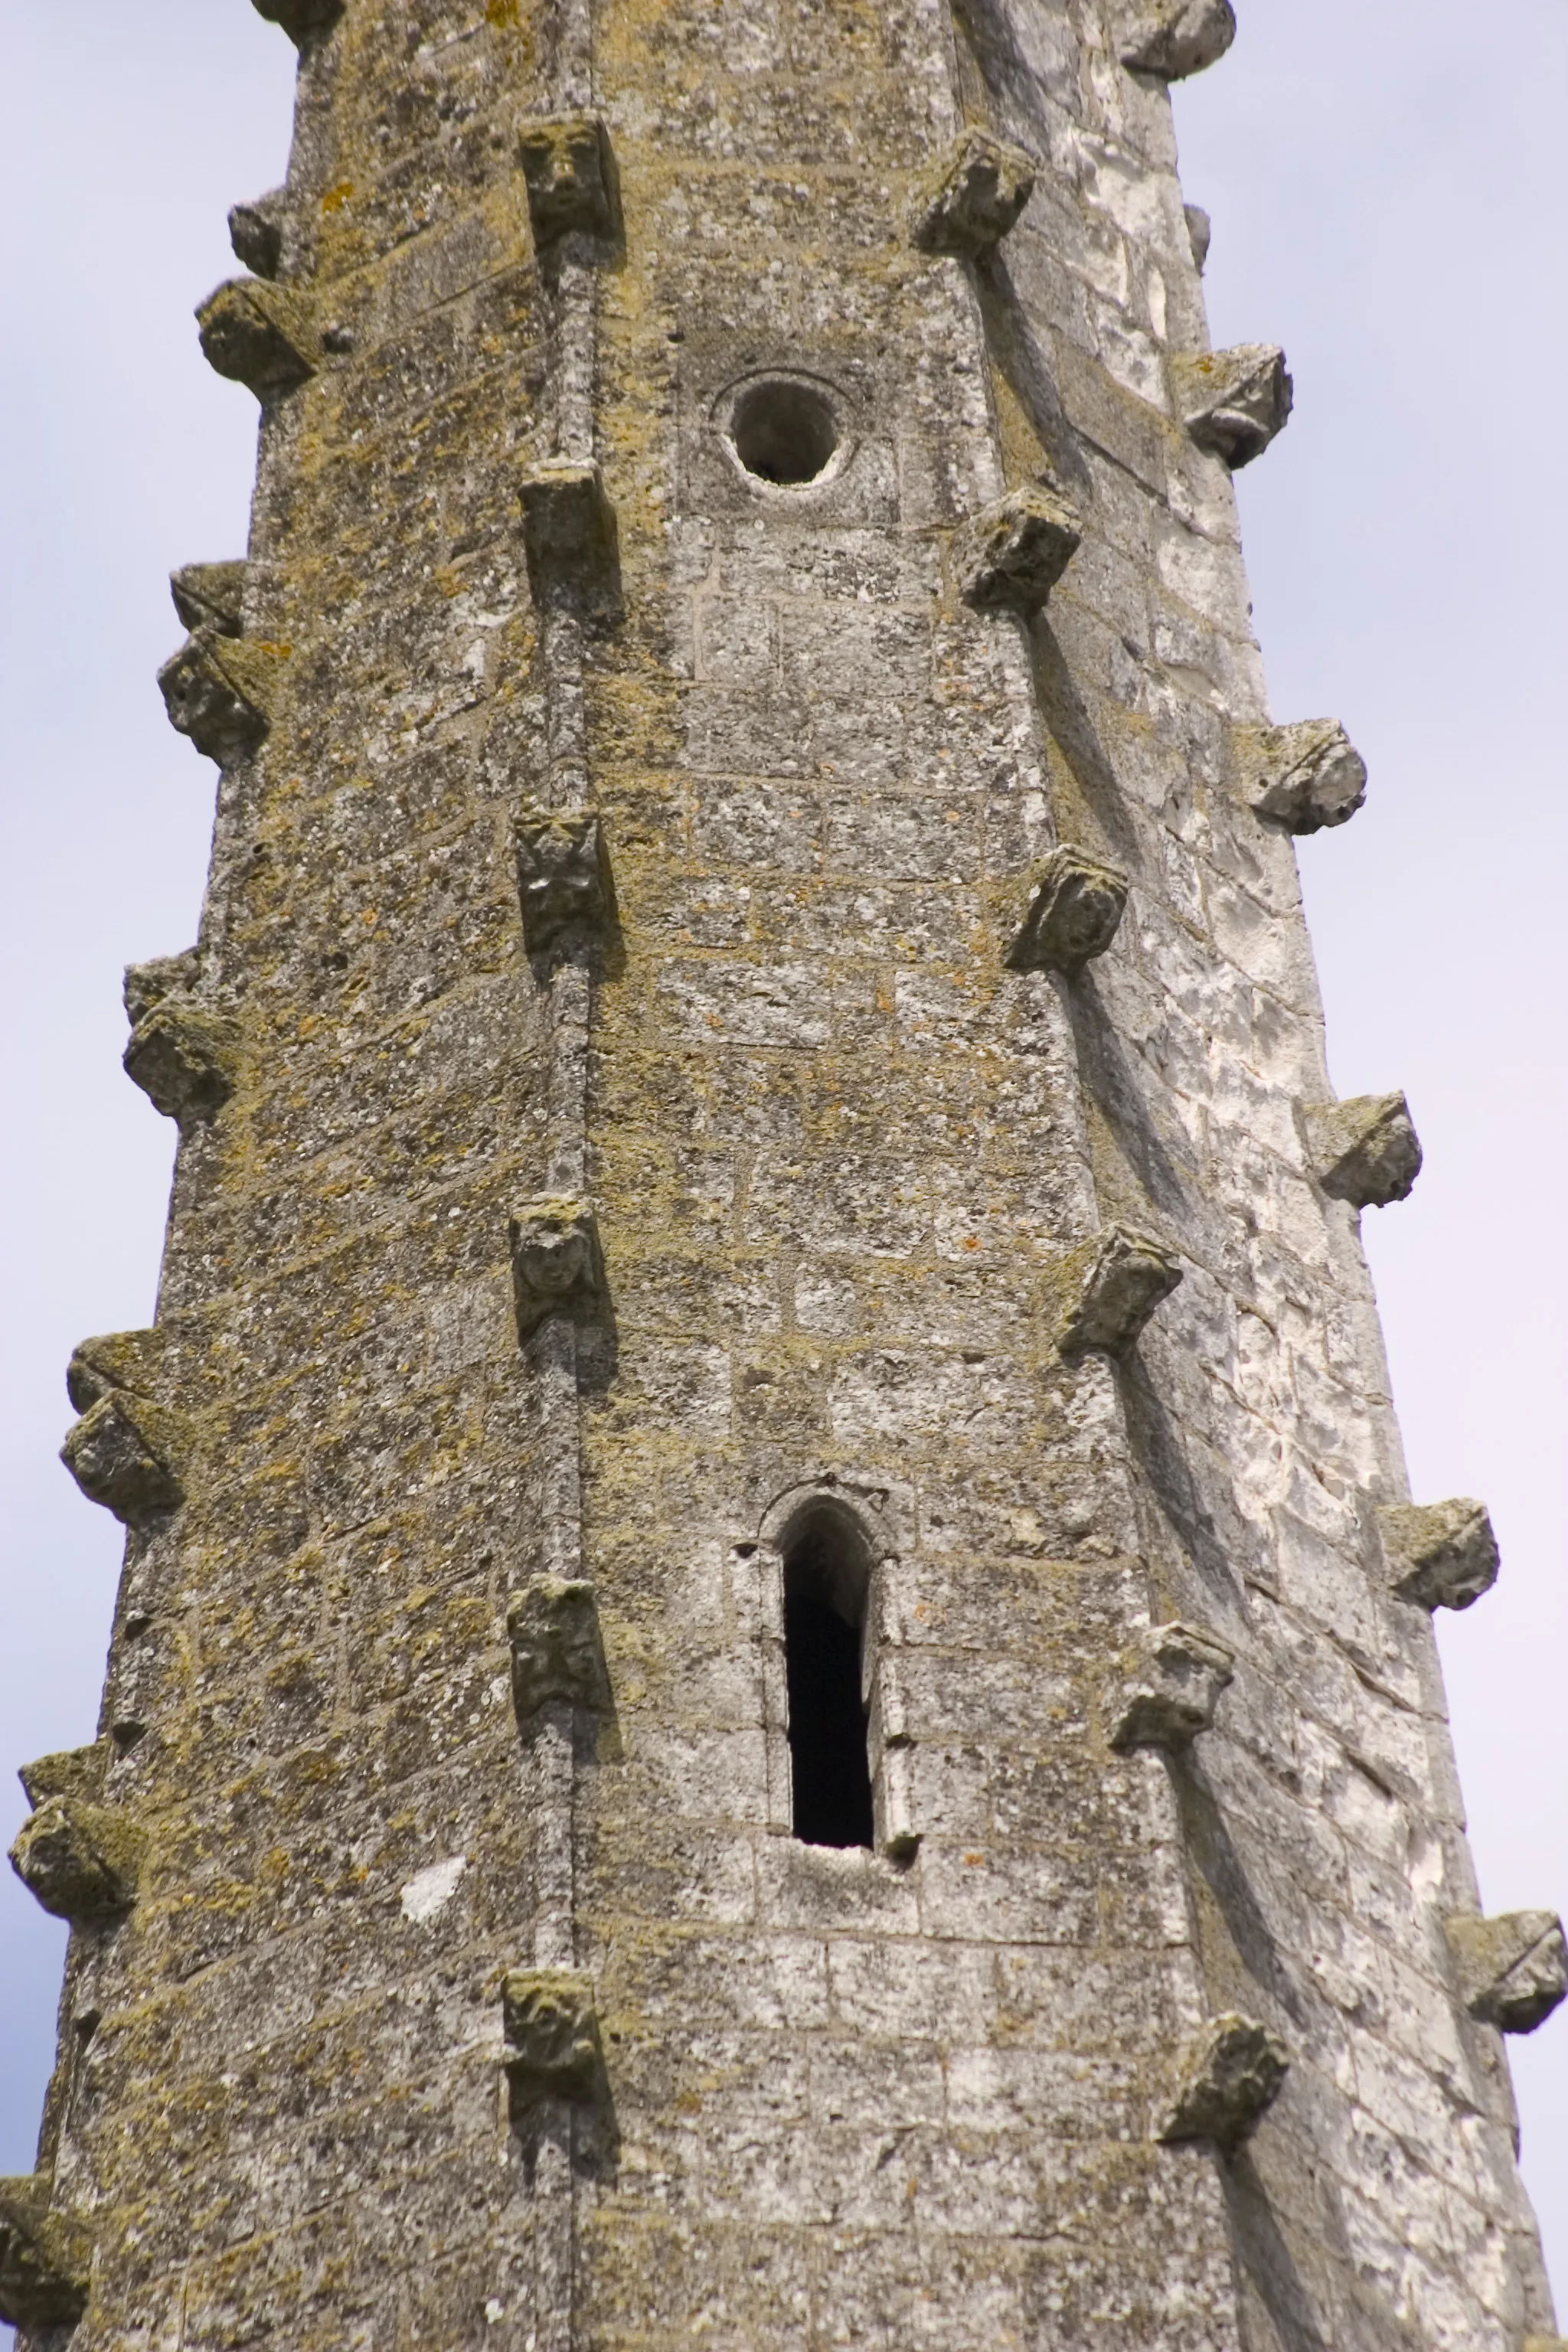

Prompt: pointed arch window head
[780,1504,875,1851]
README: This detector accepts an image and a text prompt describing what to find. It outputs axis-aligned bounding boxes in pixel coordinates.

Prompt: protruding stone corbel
[955,482,1083,615]
[171,561,248,639]
[1057,1224,1182,1357]
[1303,1092,1422,1209]
[514,805,614,954]
[197,277,318,401]
[250,0,343,50]
[1446,1912,1568,2034]
[123,985,237,1130]
[1378,1498,1499,1612]
[61,1396,183,1524]
[1184,204,1211,274]
[509,1197,606,1339]
[228,191,287,281]
[158,630,280,765]
[1174,345,1292,469]
[508,1578,612,1725]
[124,951,201,1034]
[1108,1622,1234,1753]
[1120,0,1236,78]
[1006,844,1129,975]
[9,1790,145,1927]
[1234,718,1367,835]
[519,460,622,616]
[0,2175,90,2333]
[518,114,619,246]
[911,128,1037,260]
[501,1968,607,2109]
[1157,2014,1289,2155]
[60,1334,183,1525]
[64,1330,165,1416]
[19,1743,110,1812]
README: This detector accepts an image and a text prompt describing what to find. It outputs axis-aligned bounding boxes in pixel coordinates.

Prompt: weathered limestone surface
[18,2,1557,2350]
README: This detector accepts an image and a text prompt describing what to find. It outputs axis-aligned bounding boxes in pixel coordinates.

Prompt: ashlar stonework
[15,0,1560,2347]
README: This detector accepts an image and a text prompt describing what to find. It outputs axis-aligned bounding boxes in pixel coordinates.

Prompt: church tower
[4,0,1561,2345]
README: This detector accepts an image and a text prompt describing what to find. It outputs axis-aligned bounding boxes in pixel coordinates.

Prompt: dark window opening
[783,1515,874,1850]
[730,379,838,486]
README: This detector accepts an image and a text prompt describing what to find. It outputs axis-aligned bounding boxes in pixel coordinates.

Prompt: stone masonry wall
[8,3,1556,2351]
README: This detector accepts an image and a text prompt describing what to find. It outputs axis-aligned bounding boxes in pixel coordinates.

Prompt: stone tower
[3,0,1562,2346]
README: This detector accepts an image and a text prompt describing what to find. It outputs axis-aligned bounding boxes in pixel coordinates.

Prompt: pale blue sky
[2,0,1563,2318]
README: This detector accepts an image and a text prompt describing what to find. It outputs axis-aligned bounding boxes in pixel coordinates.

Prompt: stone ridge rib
[15,2,1557,2350]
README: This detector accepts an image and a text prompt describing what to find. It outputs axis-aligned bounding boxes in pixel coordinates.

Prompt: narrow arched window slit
[782,1513,874,1849]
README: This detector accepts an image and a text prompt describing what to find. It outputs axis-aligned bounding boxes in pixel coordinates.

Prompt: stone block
[1006,844,1129,975]
[501,1968,606,2108]
[123,998,237,1128]
[250,0,342,42]
[518,114,618,245]
[955,483,1083,615]
[1158,2014,1289,2154]
[912,128,1037,260]
[1174,345,1293,469]
[228,191,286,281]
[0,2176,90,2332]
[508,1578,612,1723]
[158,629,276,765]
[1120,0,1236,79]
[872,1742,922,1864]
[9,1796,145,1926]
[60,1393,184,1524]
[518,459,621,613]
[171,560,248,639]
[18,1741,109,1811]
[1108,1621,1235,1753]
[508,1197,606,1338]
[1379,1498,1500,1612]
[1235,717,1367,834]
[514,805,614,952]
[1057,1224,1183,1357]
[1184,204,1211,274]
[1447,1913,1568,2034]
[1304,1092,1422,1208]
[196,277,318,400]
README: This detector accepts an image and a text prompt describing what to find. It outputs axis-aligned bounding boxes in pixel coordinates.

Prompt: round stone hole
[728,378,839,486]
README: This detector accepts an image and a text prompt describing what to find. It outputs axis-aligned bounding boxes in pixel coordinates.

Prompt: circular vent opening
[730,379,839,486]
